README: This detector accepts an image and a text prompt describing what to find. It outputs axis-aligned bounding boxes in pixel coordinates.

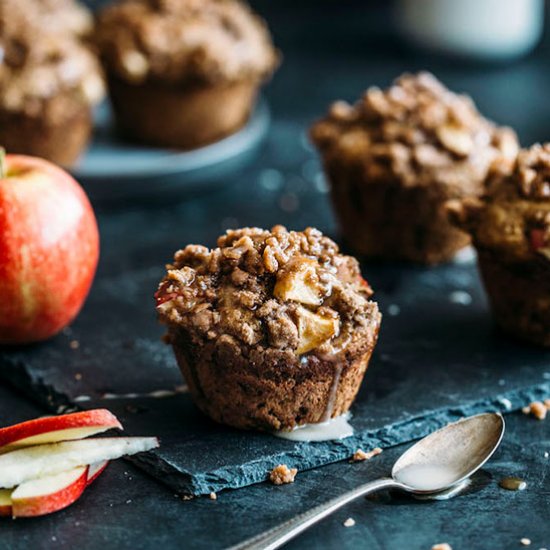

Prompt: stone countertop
[1,2,550,549]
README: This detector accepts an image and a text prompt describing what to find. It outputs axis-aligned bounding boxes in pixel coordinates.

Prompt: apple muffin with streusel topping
[449,144,550,347]
[155,226,381,431]
[311,72,518,264]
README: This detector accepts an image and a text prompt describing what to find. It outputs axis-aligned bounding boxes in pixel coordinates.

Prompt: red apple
[10,466,88,518]
[87,461,109,485]
[0,489,11,517]
[0,153,99,344]
[0,437,159,488]
[0,409,122,452]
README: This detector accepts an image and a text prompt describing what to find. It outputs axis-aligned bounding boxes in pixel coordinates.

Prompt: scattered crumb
[74,373,82,381]
[431,544,452,550]
[181,495,194,501]
[209,492,217,500]
[544,399,550,409]
[523,402,547,420]
[351,447,382,462]
[269,464,297,485]
[69,340,80,350]
[343,518,355,527]
[520,538,531,546]
[544,452,549,459]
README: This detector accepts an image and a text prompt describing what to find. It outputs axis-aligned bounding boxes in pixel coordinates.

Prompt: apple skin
[10,466,88,518]
[0,154,99,344]
[0,409,122,451]
[0,489,11,517]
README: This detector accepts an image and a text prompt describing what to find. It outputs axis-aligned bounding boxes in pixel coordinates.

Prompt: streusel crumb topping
[96,0,279,85]
[156,226,380,359]
[311,72,517,194]
[449,144,550,263]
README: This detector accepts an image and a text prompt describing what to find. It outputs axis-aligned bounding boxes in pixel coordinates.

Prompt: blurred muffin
[0,4,104,166]
[25,0,93,39]
[449,144,550,346]
[311,72,518,265]
[96,0,279,149]
[155,226,381,432]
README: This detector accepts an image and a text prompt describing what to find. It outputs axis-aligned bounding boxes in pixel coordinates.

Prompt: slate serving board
[1,255,549,496]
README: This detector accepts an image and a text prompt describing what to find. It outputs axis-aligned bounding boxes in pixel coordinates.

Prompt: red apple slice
[10,467,88,518]
[87,461,109,486]
[0,437,158,489]
[0,489,12,517]
[0,409,122,452]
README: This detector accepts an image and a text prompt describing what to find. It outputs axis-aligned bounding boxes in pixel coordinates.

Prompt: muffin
[310,72,518,265]
[0,3,105,166]
[155,226,381,432]
[448,144,550,347]
[24,0,93,39]
[96,0,279,149]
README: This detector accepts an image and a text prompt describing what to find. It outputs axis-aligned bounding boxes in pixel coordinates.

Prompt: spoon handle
[228,477,400,550]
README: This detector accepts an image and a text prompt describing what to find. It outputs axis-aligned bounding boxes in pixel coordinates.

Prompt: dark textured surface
[1,1,550,547]
[1,260,550,496]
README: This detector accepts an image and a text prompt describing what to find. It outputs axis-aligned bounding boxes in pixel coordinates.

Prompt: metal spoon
[230,412,505,550]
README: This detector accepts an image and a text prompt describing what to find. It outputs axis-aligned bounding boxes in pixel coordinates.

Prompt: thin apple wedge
[0,409,122,452]
[0,489,12,517]
[87,461,109,486]
[0,437,159,489]
[10,467,88,518]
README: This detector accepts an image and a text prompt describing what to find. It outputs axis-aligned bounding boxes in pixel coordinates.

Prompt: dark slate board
[1,255,549,496]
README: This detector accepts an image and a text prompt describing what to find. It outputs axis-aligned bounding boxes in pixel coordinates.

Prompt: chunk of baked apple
[295,306,339,355]
[274,258,322,306]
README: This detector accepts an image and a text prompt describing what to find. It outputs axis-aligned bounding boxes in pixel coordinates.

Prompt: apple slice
[0,489,12,517]
[87,461,109,486]
[0,409,122,452]
[274,258,323,306]
[10,467,88,518]
[295,306,339,355]
[0,437,159,489]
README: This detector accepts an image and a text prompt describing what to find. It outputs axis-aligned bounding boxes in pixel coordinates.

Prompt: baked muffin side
[311,72,518,264]
[96,0,279,149]
[0,3,104,165]
[449,144,550,346]
[156,226,381,431]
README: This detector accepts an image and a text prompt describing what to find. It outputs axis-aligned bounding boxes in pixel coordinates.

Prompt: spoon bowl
[392,413,505,493]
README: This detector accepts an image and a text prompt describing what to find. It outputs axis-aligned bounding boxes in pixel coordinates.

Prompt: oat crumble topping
[311,72,517,194]
[269,464,297,485]
[96,0,278,85]
[156,226,380,360]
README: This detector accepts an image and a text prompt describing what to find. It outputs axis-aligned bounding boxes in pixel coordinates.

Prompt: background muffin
[96,0,279,149]
[449,144,550,347]
[0,2,104,166]
[156,226,381,432]
[24,0,93,39]
[311,72,518,264]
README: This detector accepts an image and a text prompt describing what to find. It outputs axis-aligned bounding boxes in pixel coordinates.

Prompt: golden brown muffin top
[21,0,93,38]
[0,1,104,118]
[311,72,518,195]
[449,144,550,263]
[95,0,279,85]
[156,226,380,359]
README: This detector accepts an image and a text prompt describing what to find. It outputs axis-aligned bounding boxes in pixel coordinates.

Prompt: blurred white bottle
[396,0,544,60]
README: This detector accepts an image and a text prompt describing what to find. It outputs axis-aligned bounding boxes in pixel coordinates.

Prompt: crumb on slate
[520,538,531,546]
[431,544,452,550]
[350,447,382,462]
[181,495,194,501]
[209,492,217,500]
[269,464,297,485]
[522,401,548,420]
[74,373,82,381]
[69,339,80,350]
[343,518,355,527]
